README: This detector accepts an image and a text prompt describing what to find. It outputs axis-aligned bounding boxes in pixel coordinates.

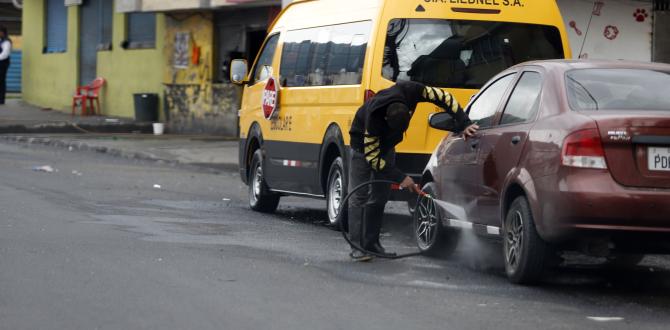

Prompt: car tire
[413,183,459,257]
[248,149,280,213]
[326,157,348,231]
[503,196,548,284]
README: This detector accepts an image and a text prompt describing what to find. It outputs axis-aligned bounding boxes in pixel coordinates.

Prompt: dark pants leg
[348,149,395,251]
[0,59,9,105]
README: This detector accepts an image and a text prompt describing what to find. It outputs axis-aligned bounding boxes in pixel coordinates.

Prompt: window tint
[566,69,670,111]
[382,19,563,89]
[501,72,542,125]
[45,0,67,53]
[127,13,156,48]
[280,21,371,87]
[468,74,516,128]
[250,34,280,85]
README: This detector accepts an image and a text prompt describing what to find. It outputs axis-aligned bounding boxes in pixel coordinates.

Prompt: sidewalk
[0,99,239,171]
[0,134,239,171]
[0,99,152,134]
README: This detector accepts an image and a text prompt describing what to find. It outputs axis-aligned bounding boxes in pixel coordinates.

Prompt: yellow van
[231,0,571,224]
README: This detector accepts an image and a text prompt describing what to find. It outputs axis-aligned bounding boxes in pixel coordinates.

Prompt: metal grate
[656,0,670,11]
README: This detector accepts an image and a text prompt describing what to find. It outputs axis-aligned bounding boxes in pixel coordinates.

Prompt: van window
[250,34,280,85]
[280,21,371,87]
[382,19,563,89]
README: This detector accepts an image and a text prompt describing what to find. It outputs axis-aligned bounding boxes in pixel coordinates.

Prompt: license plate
[648,147,670,172]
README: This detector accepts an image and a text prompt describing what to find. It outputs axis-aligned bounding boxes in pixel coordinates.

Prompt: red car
[415,60,670,284]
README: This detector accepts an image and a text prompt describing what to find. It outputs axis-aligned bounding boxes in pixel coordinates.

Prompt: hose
[336,179,428,259]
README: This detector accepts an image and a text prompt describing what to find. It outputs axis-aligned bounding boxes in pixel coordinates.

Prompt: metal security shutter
[45,0,67,53]
[127,13,156,48]
[99,0,113,47]
[7,51,21,93]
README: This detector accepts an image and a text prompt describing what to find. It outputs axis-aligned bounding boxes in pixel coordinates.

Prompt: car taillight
[561,129,608,169]
[364,89,376,102]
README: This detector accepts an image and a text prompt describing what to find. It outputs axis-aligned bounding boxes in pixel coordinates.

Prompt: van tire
[326,157,348,231]
[248,149,280,213]
[503,196,548,284]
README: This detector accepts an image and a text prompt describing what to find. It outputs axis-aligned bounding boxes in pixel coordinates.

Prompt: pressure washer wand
[390,183,430,198]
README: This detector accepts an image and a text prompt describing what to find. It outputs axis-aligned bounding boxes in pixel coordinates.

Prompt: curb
[0,122,154,135]
[0,135,238,173]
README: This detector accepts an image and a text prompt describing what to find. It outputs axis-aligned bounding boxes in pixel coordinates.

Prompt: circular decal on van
[262,77,279,120]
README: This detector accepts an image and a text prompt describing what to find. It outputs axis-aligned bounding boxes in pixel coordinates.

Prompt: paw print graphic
[633,8,649,22]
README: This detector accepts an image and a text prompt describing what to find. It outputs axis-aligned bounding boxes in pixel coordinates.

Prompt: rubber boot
[347,206,372,262]
[363,206,396,258]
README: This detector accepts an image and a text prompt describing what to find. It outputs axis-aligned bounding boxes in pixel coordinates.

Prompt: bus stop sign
[262,77,279,120]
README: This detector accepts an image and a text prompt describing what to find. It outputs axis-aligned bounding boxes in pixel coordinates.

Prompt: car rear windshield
[382,18,564,89]
[566,69,670,111]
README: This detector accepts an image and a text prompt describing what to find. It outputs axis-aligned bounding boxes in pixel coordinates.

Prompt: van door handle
[511,136,521,145]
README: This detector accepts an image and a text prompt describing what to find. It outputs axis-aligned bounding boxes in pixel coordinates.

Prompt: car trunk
[586,111,670,189]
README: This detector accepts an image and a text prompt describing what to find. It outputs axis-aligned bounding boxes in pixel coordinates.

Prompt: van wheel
[413,183,459,257]
[326,157,347,231]
[503,196,548,284]
[249,149,280,213]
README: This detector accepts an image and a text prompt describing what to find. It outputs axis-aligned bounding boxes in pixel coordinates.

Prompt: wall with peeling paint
[163,12,242,135]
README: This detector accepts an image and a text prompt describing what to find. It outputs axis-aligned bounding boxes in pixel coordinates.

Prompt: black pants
[347,149,395,251]
[0,59,9,104]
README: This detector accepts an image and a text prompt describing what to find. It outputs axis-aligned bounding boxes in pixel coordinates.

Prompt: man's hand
[400,176,421,194]
[463,123,479,140]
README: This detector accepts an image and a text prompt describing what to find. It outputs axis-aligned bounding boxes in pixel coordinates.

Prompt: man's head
[385,102,411,132]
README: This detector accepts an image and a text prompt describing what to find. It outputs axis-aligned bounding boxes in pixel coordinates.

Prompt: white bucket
[153,123,165,135]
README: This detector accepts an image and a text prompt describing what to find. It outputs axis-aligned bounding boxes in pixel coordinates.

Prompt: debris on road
[32,165,55,173]
[153,184,162,189]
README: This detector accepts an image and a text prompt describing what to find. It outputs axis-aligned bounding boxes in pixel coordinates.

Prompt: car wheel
[326,157,347,230]
[503,196,548,284]
[413,183,459,257]
[248,149,280,213]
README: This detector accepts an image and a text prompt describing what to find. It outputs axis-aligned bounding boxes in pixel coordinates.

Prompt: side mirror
[428,112,457,132]
[230,59,248,85]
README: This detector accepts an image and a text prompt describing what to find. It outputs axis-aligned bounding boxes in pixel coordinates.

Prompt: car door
[475,71,544,226]
[435,73,517,222]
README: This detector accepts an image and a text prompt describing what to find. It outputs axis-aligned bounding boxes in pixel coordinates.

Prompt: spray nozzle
[391,183,431,198]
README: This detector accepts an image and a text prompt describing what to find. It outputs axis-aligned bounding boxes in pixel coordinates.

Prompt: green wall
[22,0,165,119]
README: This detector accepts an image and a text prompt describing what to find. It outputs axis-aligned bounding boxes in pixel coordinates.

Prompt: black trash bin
[133,93,159,122]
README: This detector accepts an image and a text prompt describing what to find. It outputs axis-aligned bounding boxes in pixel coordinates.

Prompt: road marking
[587,316,624,322]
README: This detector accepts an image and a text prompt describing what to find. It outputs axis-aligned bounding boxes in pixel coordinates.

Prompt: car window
[250,34,280,85]
[467,74,516,128]
[501,72,542,125]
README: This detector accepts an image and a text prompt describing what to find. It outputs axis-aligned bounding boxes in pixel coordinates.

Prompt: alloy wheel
[505,210,524,273]
[416,196,439,249]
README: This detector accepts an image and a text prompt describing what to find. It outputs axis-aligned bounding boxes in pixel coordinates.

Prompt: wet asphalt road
[1,142,670,330]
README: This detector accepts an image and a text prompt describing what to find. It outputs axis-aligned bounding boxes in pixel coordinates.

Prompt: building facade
[20,0,668,136]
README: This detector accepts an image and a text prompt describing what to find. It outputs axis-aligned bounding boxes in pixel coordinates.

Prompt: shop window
[280,21,372,87]
[44,0,68,53]
[125,12,156,49]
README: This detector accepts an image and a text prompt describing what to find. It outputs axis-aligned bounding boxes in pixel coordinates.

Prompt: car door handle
[470,140,479,149]
[511,136,521,145]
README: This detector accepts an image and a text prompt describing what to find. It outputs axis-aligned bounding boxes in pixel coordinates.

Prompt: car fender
[501,167,547,239]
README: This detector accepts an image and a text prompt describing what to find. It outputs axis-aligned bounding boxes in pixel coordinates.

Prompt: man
[348,81,479,261]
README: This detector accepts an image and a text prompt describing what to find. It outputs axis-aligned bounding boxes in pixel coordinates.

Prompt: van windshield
[383,18,564,89]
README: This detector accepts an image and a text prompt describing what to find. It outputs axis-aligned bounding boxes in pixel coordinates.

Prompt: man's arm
[420,86,472,133]
[363,133,405,183]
